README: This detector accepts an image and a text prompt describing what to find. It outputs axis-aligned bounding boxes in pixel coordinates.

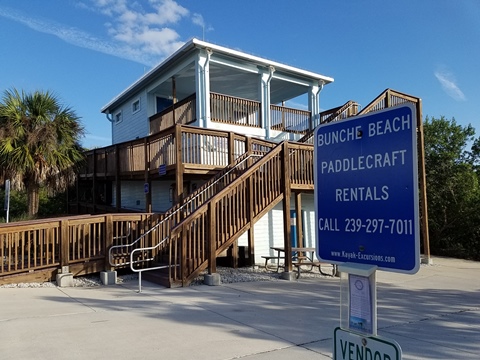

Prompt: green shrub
[0,187,67,222]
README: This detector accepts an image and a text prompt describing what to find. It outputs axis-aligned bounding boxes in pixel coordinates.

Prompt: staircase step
[141,268,181,288]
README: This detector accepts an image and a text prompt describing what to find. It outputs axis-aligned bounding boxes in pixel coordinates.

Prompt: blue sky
[0,0,479,149]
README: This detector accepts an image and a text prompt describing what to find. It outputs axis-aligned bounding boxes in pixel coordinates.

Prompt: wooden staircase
[108,142,282,287]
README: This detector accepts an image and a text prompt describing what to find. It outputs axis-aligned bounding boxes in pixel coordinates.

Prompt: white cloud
[88,0,190,64]
[0,6,136,60]
[434,67,466,102]
[0,0,207,67]
[192,13,205,28]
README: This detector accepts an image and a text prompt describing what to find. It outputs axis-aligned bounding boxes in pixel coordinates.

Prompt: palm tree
[0,89,85,217]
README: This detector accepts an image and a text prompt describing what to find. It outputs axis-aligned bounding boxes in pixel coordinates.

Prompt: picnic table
[265,246,336,278]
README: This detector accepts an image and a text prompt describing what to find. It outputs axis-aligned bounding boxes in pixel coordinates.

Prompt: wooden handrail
[358,88,420,115]
[168,142,286,285]
[298,100,359,144]
[270,105,311,133]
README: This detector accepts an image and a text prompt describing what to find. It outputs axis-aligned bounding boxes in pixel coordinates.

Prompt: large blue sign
[314,104,420,273]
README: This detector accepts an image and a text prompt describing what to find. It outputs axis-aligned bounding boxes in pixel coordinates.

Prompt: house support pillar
[195,48,211,128]
[92,149,97,214]
[247,141,255,266]
[115,144,121,211]
[308,81,323,129]
[259,66,275,140]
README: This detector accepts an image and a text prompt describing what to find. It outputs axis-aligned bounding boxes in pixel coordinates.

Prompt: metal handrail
[108,221,160,267]
[108,152,264,268]
[130,236,170,292]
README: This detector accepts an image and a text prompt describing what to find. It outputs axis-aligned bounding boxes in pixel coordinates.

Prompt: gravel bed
[0,265,330,288]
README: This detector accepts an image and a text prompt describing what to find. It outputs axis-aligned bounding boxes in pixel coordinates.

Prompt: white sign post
[4,179,10,223]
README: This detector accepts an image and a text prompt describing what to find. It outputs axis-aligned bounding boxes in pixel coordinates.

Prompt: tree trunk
[27,182,40,216]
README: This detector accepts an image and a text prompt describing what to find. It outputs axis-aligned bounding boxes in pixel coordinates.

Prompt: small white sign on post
[334,327,402,360]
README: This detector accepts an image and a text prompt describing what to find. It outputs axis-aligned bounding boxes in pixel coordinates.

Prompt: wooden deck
[0,214,160,284]
[0,88,430,287]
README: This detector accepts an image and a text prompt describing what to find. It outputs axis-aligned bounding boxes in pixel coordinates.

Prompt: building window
[132,99,140,114]
[115,111,122,124]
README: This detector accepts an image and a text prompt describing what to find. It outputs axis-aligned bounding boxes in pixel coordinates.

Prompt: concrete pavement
[1,256,479,359]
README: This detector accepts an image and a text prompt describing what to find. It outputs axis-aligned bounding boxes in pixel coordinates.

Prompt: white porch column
[259,66,275,140]
[308,81,323,129]
[195,48,212,128]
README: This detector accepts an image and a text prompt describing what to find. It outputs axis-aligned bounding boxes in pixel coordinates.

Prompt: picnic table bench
[293,260,336,278]
[261,255,285,271]
[269,247,336,278]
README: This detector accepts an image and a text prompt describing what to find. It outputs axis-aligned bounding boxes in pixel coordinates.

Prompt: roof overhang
[101,38,334,113]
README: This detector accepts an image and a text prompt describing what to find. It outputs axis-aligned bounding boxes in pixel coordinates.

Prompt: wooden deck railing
[270,105,311,133]
[149,93,196,134]
[80,125,278,178]
[288,143,314,188]
[210,92,261,127]
[0,214,160,284]
[150,92,315,134]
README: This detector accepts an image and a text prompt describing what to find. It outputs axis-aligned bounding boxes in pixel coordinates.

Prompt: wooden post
[180,223,187,286]
[282,142,292,272]
[245,140,255,266]
[416,99,431,261]
[385,89,391,108]
[246,136,252,155]
[175,125,184,205]
[230,240,239,268]
[247,165,255,266]
[59,219,69,269]
[228,131,235,165]
[172,77,177,123]
[208,201,217,274]
[115,145,121,211]
[92,149,97,214]
[105,214,114,271]
[144,138,152,213]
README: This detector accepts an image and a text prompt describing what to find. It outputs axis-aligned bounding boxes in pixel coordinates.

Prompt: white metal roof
[101,38,334,113]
